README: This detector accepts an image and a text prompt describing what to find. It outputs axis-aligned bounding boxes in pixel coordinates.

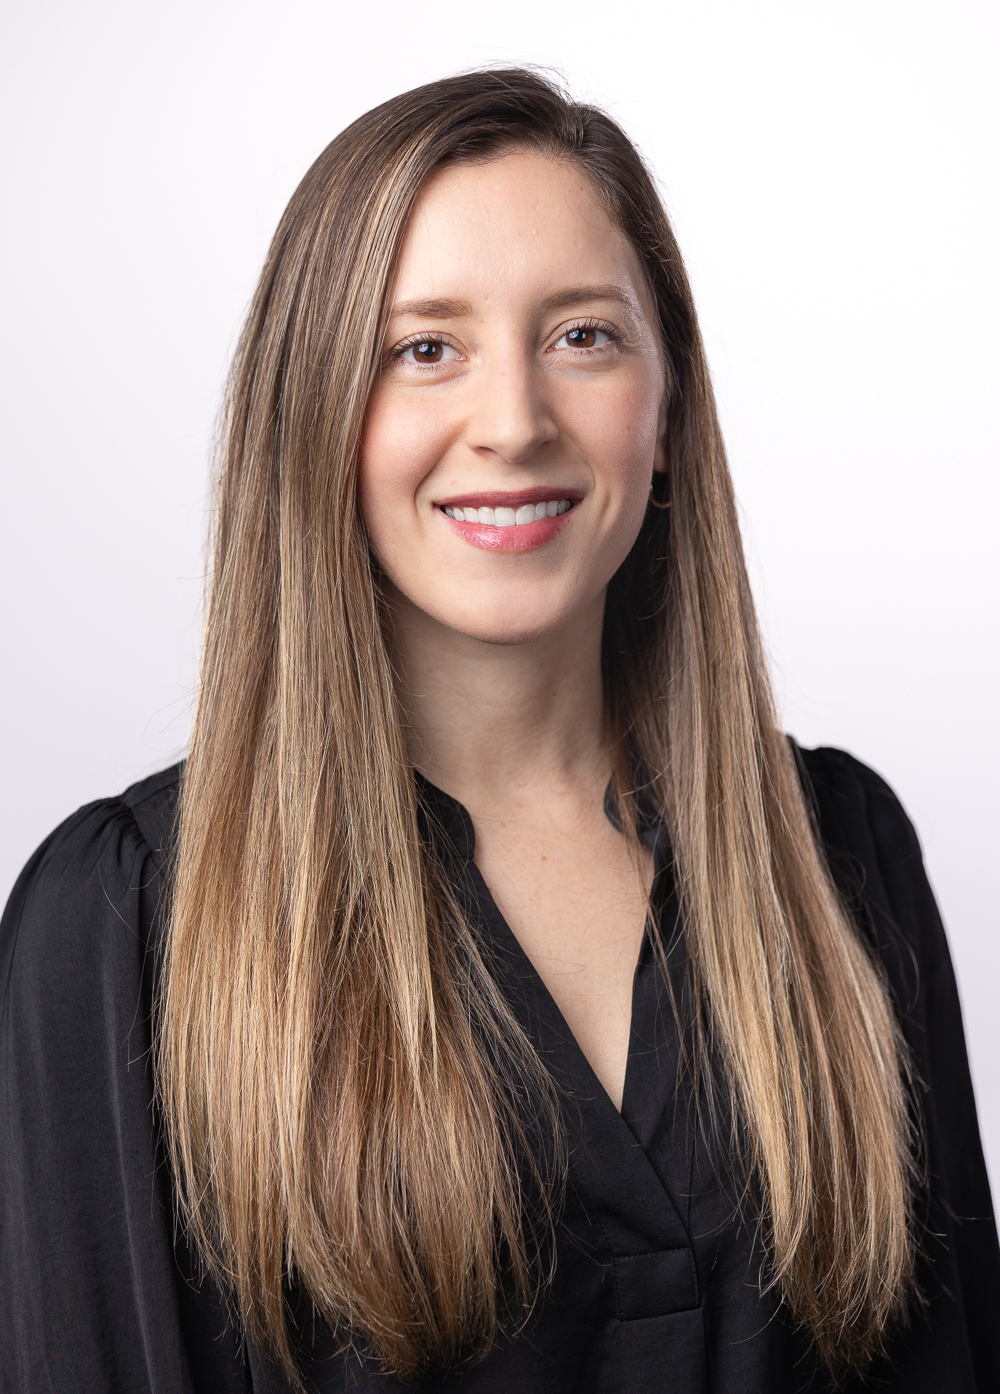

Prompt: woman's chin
[382,569,608,650]
[463,620,563,648]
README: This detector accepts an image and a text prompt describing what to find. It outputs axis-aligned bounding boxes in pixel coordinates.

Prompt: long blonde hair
[160,69,914,1383]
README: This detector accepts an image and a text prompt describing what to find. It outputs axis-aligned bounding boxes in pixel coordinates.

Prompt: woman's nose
[465,354,558,466]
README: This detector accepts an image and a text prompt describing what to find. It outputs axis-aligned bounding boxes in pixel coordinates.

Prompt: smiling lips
[436,489,579,553]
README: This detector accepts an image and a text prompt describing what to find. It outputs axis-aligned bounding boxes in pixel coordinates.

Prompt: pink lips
[436,488,581,554]
[442,510,574,552]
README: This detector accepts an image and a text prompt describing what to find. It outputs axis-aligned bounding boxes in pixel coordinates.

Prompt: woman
[1,69,996,1393]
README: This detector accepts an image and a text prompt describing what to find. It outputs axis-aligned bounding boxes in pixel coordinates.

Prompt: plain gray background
[2,0,997,1196]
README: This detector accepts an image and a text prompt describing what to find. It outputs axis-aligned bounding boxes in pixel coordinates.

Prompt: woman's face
[359,150,667,646]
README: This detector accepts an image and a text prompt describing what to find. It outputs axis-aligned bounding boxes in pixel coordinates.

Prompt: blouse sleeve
[0,788,247,1393]
[798,745,1000,1392]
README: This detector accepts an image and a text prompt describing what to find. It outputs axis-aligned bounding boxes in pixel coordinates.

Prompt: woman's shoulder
[0,762,183,1008]
[119,760,184,862]
[796,743,926,899]
[795,742,921,862]
[793,741,950,1010]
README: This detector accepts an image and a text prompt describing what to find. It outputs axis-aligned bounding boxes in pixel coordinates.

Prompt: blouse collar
[415,770,669,867]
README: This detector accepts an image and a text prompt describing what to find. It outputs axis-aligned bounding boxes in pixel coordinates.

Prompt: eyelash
[389,335,460,367]
[551,318,621,353]
[387,318,622,367]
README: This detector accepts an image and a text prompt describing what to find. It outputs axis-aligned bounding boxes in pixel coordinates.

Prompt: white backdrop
[2,0,997,1193]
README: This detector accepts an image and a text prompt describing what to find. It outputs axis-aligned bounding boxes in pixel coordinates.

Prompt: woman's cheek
[592,386,660,499]
[360,402,427,529]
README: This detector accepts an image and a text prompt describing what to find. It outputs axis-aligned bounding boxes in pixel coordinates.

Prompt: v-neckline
[416,775,695,1255]
[412,775,672,1120]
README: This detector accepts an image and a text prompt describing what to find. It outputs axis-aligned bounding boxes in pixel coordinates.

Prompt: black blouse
[1,746,997,1392]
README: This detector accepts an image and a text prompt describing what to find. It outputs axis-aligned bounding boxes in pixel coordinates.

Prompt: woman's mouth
[435,491,579,553]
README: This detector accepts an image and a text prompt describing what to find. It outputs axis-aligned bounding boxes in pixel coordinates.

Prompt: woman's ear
[653,392,669,474]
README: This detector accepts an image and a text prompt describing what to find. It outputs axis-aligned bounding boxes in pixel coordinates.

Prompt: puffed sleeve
[0,776,248,1393]
[798,745,1000,1392]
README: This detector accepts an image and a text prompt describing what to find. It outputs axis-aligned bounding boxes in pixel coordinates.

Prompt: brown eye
[556,325,611,352]
[412,340,443,363]
[397,338,457,367]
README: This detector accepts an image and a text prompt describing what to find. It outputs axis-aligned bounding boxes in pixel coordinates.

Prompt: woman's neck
[389,589,609,821]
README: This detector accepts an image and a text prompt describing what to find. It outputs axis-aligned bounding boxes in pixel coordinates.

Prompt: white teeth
[443,499,573,526]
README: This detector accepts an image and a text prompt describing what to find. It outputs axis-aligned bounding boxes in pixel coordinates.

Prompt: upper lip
[435,485,584,509]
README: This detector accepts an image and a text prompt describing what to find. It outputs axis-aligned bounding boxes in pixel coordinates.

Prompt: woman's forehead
[390,151,648,315]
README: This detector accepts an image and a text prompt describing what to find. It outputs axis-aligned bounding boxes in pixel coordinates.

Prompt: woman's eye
[397,339,457,366]
[555,326,612,351]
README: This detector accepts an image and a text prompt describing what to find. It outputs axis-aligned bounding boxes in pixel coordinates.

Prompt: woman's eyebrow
[390,297,472,320]
[541,284,637,312]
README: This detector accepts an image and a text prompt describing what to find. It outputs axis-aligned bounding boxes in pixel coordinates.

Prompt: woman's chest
[473,815,652,1109]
